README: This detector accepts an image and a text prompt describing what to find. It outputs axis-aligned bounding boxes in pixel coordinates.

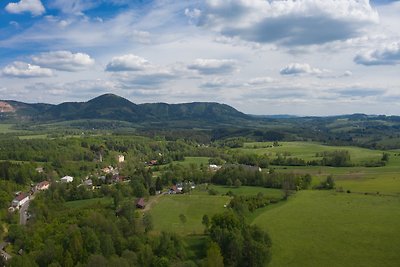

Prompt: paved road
[19,199,30,225]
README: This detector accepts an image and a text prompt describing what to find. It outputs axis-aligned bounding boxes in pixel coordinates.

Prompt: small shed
[136,198,145,209]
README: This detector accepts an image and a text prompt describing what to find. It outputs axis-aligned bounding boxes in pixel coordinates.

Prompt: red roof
[136,198,145,208]
[15,193,29,201]
[37,181,50,188]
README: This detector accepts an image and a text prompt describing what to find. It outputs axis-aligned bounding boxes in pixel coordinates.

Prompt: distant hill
[0,93,251,124]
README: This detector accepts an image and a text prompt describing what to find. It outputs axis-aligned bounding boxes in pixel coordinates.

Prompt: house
[36,181,50,191]
[168,185,182,194]
[147,160,158,166]
[35,167,44,173]
[209,164,222,171]
[135,198,145,209]
[117,155,125,163]
[176,183,183,192]
[83,179,93,189]
[102,166,112,173]
[60,176,74,183]
[12,193,29,208]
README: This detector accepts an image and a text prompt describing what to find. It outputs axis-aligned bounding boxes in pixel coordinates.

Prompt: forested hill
[0,93,251,124]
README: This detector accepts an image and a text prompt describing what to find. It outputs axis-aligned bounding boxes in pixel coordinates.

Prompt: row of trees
[212,165,312,190]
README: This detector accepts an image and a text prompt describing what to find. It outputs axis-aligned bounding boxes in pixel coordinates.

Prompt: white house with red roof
[36,181,50,191]
[11,193,29,208]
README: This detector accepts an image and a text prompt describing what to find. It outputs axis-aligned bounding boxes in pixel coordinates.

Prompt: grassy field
[0,124,18,133]
[149,194,230,235]
[239,141,385,164]
[273,155,400,195]
[252,191,400,267]
[18,134,48,140]
[236,141,400,195]
[172,157,210,166]
[147,142,400,266]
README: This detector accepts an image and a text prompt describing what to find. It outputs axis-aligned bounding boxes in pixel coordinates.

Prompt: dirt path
[142,194,163,212]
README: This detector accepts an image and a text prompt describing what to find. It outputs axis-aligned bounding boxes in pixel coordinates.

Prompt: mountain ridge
[0,93,251,124]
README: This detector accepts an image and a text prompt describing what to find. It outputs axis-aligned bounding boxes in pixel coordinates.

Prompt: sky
[0,0,399,116]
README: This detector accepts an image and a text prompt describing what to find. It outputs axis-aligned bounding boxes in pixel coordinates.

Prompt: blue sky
[0,0,399,115]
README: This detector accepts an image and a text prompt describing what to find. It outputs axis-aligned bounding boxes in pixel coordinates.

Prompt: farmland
[146,142,400,266]
[253,191,400,267]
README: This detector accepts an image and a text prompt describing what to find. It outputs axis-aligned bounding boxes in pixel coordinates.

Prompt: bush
[208,189,219,195]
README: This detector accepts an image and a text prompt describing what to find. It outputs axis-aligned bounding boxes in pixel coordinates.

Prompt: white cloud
[2,61,53,78]
[280,63,324,75]
[106,54,150,72]
[5,0,45,16]
[130,30,152,44]
[354,42,400,65]
[47,0,97,15]
[199,0,379,46]
[187,59,238,75]
[31,51,95,72]
[248,77,274,85]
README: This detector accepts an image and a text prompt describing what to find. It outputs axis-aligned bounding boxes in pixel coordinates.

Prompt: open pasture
[274,162,400,195]
[239,141,384,164]
[252,190,400,267]
[149,194,230,235]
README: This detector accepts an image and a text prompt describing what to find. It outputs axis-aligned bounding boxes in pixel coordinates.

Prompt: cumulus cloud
[199,0,379,46]
[354,42,400,65]
[2,61,53,78]
[106,54,150,72]
[187,59,238,75]
[280,63,324,75]
[31,51,95,72]
[5,0,45,16]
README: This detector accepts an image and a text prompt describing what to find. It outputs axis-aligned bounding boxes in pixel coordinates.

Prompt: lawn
[252,190,400,267]
[149,194,230,235]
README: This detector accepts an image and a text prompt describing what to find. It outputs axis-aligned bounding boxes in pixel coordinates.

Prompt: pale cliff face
[0,101,15,113]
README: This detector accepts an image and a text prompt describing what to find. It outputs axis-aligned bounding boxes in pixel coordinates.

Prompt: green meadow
[149,194,230,235]
[147,142,400,266]
[0,124,19,133]
[239,141,384,164]
[253,191,400,267]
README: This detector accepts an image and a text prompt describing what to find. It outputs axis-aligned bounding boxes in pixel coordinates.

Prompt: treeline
[0,161,45,184]
[212,165,312,190]
[229,192,281,214]
[204,210,271,266]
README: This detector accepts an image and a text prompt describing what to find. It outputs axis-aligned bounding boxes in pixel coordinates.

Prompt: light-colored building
[117,155,125,163]
[60,176,74,183]
[36,181,50,191]
[12,193,29,208]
